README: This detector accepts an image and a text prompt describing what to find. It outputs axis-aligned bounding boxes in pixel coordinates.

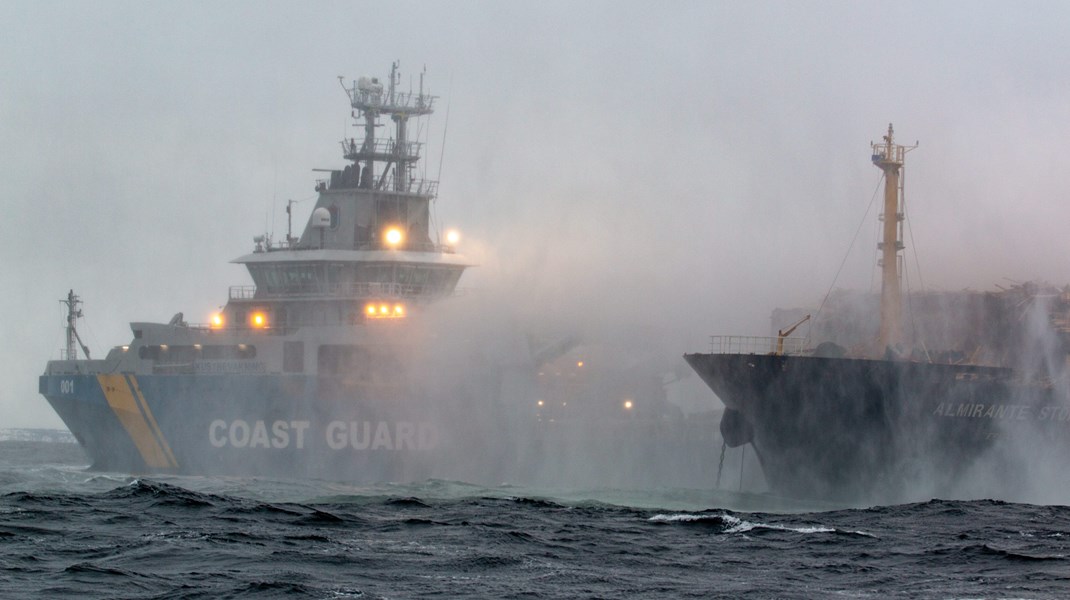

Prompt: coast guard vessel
[685,125,1070,503]
[40,64,480,480]
[40,64,725,486]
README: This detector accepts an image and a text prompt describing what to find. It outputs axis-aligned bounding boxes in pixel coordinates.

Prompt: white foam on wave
[649,512,874,537]
[648,512,732,524]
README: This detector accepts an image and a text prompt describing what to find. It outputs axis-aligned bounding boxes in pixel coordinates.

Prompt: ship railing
[43,358,110,375]
[229,286,257,300]
[368,178,439,196]
[400,239,454,253]
[708,335,809,356]
[254,237,452,253]
[343,138,423,160]
[326,177,438,196]
[403,179,438,196]
[351,90,435,113]
[228,282,457,301]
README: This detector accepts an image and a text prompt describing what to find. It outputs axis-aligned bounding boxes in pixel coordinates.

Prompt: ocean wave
[648,511,876,538]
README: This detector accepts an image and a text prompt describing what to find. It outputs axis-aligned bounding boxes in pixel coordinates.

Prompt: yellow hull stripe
[128,375,179,468]
[98,374,177,469]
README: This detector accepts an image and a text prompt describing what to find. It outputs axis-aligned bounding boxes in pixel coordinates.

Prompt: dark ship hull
[683,352,1070,503]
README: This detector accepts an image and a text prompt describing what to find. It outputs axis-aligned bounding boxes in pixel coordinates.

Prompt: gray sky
[3,1,1069,427]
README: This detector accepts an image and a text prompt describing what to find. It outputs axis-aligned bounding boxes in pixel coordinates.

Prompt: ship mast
[871,124,916,354]
[61,289,91,360]
[343,61,435,193]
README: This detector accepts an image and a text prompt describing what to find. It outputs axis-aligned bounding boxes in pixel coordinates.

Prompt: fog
[4,0,1070,456]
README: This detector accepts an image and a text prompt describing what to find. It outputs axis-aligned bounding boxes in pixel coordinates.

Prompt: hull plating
[683,353,1070,502]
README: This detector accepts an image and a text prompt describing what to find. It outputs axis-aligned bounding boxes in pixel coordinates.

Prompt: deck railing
[708,335,808,356]
[229,282,459,301]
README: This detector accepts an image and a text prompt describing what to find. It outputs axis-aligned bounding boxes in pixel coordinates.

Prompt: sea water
[1,433,1069,599]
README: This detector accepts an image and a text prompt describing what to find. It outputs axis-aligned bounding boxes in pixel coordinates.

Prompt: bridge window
[137,344,257,361]
[250,264,324,294]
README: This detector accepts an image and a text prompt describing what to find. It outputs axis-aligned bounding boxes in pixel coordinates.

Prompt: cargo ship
[685,125,1070,504]
[40,64,724,487]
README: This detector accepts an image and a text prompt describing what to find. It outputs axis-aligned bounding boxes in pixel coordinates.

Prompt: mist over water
[907,289,1070,505]
[4,438,1070,599]
[382,284,734,490]
[969,293,1070,505]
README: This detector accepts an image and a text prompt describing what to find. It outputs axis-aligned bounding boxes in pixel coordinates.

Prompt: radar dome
[311,207,331,228]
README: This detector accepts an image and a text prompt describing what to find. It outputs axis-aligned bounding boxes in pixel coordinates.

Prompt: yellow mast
[871,124,916,354]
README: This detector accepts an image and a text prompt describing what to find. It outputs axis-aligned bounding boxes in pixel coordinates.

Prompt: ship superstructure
[225,62,467,338]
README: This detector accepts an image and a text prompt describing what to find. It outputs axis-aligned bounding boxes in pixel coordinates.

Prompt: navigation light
[365,301,407,319]
[623,399,634,411]
[385,227,403,247]
[445,229,460,246]
[211,313,224,328]
[251,312,267,328]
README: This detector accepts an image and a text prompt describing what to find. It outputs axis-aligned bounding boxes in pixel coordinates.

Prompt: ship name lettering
[1038,406,1070,422]
[209,419,310,449]
[933,403,1030,420]
[325,420,438,451]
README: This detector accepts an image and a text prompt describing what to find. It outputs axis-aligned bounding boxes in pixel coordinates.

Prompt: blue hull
[40,373,480,481]
[40,373,722,486]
